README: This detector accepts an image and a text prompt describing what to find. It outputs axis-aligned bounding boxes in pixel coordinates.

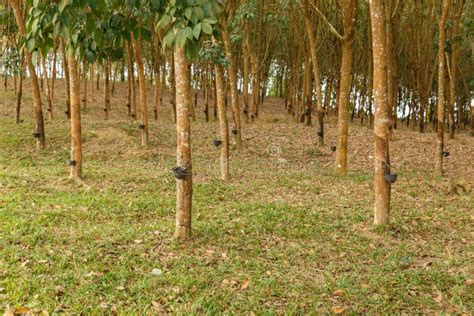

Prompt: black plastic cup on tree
[32,132,40,138]
[138,124,145,130]
[330,145,336,152]
[67,160,76,167]
[382,162,397,184]
[213,139,222,147]
[172,166,191,180]
[442,151,450,157]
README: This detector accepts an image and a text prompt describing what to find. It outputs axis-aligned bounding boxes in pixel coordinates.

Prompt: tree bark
[302,0,324,145]
[10,0,46,150]
[448,0,464,139]
[68,50,82,180]
[335,0,357,176]
[221,20,243,150]
[370,0,391,225]
[127,42,137,119]
[215,63,230,180]
[133,37,149,147]
[82,60,87,110]
[15,54,24,124]
[61,40,71,119]
[434,0,451,177]
[174,46,193,241]
[41,56,53,120]
[103,60,111,120]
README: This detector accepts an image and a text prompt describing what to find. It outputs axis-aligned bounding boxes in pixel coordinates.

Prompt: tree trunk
[170,51,177,123]
[15,54,24,124]
[51,43,58,100]
[370,0,391,225]
[82,60,87,110]
[448,0,464,139]
[434,0,451,177]
[335,0,357,176]
[303,1,324,145]
[153,40,161,121]
[133,37,149,147]
[127,42,137,119]
[242,41,250,123]
[41,56,53,120]
[61,40,71,119]
[68,50,82,180]
[173,46,193,241]
[10,0,46,150]
[222,22,242,150]
[215,63,230,180]
[104,60,111,120]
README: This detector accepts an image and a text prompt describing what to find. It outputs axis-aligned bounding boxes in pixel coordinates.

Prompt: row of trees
[1,0,473,240]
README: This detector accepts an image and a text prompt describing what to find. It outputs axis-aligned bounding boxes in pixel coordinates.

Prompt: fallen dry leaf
[54,285,65,297]
[13,306,30,315]
[333,289,344,297]
[331,306,346,314]
[241,280,250,290]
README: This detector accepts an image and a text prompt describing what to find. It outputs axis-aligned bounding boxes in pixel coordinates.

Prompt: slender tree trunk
[222,22,242,150]
[127,42,137,119]
[133,37,149,147]
[51,43,58,100]
[153,41,161,121]
[302,0,324,145]
[15,54,24,124]
[204,65,210,122]
[41,56,53,120]
[10,0,45,150]
[434,0,451,177]
[242,41,250,123]
[61,40,71,119]
[335,0,357,176]
[215,63,230,180]
[370,0,391,225]
[68,51,82,180]
[173,46,192,241]
[104,60,111,120]
[82,60,87,110]
[170,51,177,123]
[385,0,395,137]
[90,66,94,101]
[448,0,464,139]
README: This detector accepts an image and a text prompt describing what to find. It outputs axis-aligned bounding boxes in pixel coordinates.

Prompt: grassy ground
[0,80,473,314]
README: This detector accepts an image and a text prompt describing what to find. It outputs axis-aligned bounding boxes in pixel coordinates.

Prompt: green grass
[1,88,473,314]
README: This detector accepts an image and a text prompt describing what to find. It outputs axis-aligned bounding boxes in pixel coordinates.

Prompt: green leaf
[201,22,212,35]
[192,23,201,39]
[158,14,171,28]
[59,0,70,13]
[26,37,36,52]
[175,29,187,48]
[85,50,95,63]
[162,30,175,48]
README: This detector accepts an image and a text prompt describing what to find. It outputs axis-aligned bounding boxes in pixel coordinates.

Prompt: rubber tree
[25,0,112,179]
[301,0,324,146]
[200,40,230,180]
[220,4,242,150]
[10,0,46,150]
[434,0,451,177]
[308,0,357,175]
[370,0,391,225]
[334,0,357,176]
[158,0,221,241]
